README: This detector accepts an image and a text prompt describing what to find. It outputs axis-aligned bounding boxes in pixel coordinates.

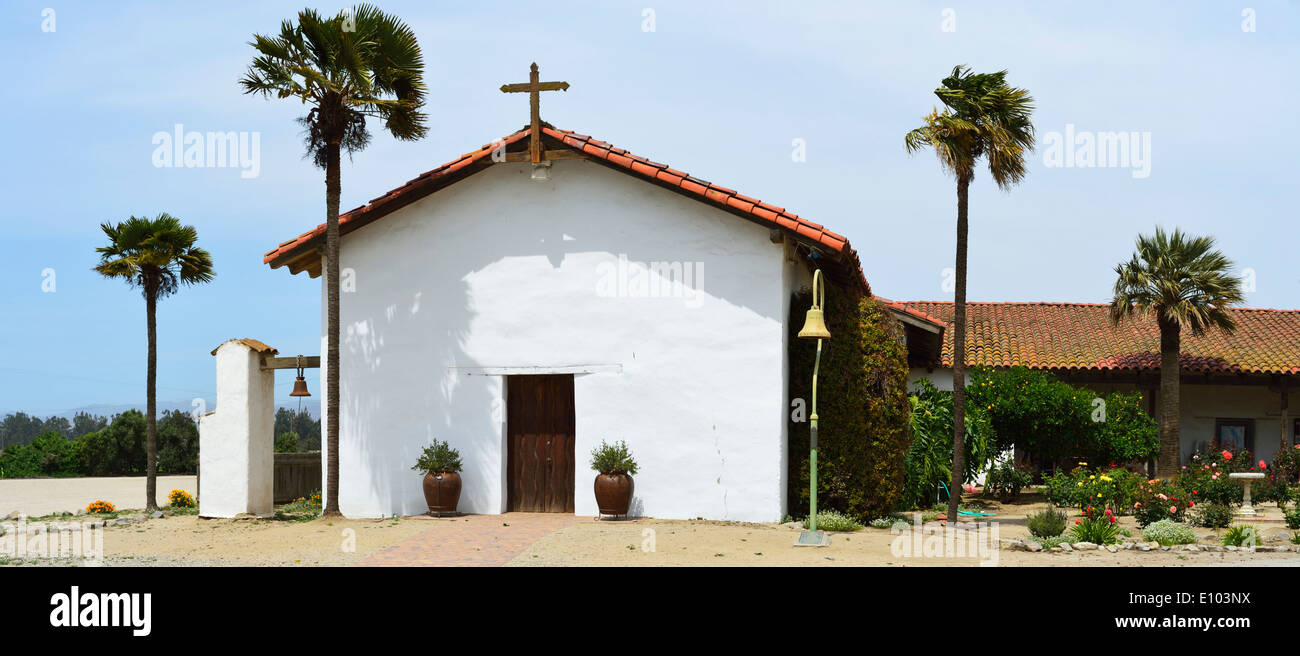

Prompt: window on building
[1214,418,1254,453]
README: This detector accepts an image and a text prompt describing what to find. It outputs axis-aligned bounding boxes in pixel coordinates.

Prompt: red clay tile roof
[901,301,1300,375]
[263,125,866,292]
[210,338,278,356]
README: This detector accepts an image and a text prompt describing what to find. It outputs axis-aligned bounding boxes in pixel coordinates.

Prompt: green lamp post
[795,269,831,547]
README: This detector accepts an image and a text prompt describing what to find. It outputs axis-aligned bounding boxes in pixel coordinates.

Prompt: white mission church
[249,96,880,523]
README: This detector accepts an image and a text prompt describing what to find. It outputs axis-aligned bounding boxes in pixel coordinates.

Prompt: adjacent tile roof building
[901,301,1300,376]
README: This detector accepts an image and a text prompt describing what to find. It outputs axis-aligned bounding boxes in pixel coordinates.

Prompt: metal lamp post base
[795,530,830,547]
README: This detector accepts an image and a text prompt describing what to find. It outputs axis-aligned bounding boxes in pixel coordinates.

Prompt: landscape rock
[150,511,164,520]
[1105,544,1118,553]
[1059,541,1074,552]
[1184,545,1200,552]
[1121,542,1135,550]
[1072,541,1097,551]
[1025,541,1043,552]
[1139,544,1151,552]
[1226,545,1238,552]
[4,511,22,521]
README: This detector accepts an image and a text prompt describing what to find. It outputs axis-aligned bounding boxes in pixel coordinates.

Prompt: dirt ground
[5,494,1297,567]
[510,496,1300,567]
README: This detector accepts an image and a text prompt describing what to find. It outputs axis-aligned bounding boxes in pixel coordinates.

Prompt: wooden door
[506,375,575,512]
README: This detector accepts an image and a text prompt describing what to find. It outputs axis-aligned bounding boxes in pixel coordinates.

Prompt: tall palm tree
[1110,227,1243,478]
[94,214,214,511]
[905,66,1035,522]
[241,5,428,516]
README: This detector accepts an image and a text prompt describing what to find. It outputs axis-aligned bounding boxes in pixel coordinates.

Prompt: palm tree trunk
[145,282,159,511]
[323,140,342,517]
[1157,319,1181,478]
[948,174,971,523]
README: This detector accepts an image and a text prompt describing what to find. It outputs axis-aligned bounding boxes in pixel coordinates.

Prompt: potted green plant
[412,439,464,515]
[590,439,638,517]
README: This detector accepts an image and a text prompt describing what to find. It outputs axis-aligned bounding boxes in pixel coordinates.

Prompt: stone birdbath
[1228,472,1265,517]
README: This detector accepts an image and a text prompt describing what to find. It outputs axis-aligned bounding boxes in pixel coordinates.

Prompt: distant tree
[71,412,109,439]
[95,214,214,509]
[274,408,321,452]
[41,416,71,438]
[156,410,199,474]
[0,412,44,451]
[77,410,147,476]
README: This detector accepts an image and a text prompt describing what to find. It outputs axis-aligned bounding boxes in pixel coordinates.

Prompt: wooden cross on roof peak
[500,62,569,163]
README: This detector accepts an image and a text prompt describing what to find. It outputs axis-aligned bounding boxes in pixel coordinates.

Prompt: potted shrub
[591,439,638,517]
[412,439,464,515]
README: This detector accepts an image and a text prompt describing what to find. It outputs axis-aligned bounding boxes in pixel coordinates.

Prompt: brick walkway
[358,512,584,566]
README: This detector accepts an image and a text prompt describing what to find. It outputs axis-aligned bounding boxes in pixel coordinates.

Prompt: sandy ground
[509,497,1300,567]
[94,515,430,566]
[0,476,196,517]
[5,488,1297,566]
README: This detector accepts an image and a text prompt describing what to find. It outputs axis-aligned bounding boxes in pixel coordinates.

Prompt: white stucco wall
[323,160,795,521]
[909,366,1292,465]
[198,341,275,518]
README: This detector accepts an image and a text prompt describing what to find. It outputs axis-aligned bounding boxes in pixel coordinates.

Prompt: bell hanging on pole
[797,269,831,340]
[290,354,311,397]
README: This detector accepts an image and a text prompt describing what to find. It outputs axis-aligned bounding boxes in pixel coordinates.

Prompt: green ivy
[787,287,910,523]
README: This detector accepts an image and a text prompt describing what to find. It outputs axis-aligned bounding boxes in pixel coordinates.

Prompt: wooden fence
[274,451,322,504]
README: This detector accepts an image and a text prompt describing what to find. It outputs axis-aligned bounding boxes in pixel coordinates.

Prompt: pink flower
[1169,506,1177,513]
[1134,502,1141,508]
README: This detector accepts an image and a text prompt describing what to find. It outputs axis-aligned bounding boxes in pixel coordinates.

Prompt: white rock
[1072,541,1098,551]
[1105,544,1118,553]
[1184,545,1200,552]
[1226,545,1238,552]
[1059,541,1074,552]
[1025,540,1043,552]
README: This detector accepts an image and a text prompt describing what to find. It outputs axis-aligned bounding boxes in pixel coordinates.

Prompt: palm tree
[905,66,1035,522]
[1110,227,1243,478]
[94,214,214,511]
[241,5,428,516]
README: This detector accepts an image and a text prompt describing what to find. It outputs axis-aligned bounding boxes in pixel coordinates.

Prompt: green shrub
[788,292,910,522]
[966,367,1157,464]
[1026,506,1068,538]
[869,515,907,529]
[411,439,463,474]
[899,379,993,509]
[805,509,863,532]
[1284,507,1300,530]
[1142,519,1196,546]
[1032,534,1070,550]
[984,460,1034,502]
[589,439,637,475]
[1134,478,1191,526]
[1221,525,1260,548]
[1291,532,1300,546]
[1068,508,1121,545]
[1189,502,1234,529]
[1273,444,1300,487]
[275,431,300,453]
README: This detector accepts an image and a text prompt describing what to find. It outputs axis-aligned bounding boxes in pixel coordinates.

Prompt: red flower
[1109,516,1116,523]
[1222,450,1233,461]
[1189,501,1195,508]
[1075,520,1081,525]
[1259,460,1267,469]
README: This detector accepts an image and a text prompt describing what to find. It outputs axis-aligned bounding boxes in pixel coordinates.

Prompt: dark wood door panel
[506,375,575,512]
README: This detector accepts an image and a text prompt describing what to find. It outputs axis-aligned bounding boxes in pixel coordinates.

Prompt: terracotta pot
[594,472,634,516]
[422,471,462,514]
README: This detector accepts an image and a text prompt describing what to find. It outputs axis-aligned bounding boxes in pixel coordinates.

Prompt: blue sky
[1,1,1297,414]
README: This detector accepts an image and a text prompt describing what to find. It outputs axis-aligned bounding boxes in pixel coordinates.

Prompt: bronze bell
[797,269,832,340]
[289,354,311,397]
